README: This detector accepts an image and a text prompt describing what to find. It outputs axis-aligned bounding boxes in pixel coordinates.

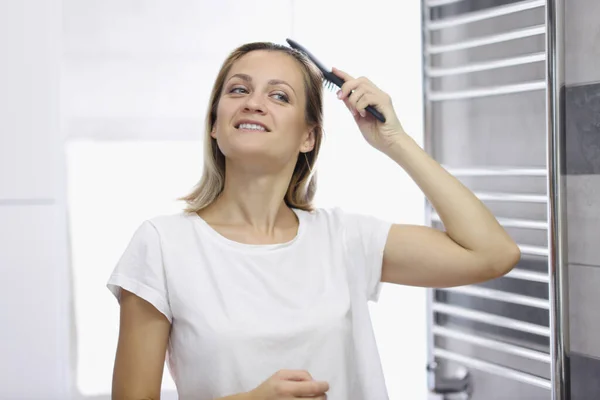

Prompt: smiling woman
[185,43,325,214]
[106,41,520,400]
[210,51,317,181]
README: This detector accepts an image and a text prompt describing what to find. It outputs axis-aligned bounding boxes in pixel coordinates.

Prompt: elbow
[489,241,521,278]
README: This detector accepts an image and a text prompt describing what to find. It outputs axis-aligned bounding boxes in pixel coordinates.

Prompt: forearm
[216,393,250,400]
[383,134,519,259]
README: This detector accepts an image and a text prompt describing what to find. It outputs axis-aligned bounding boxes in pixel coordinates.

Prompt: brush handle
[363,104,386,123]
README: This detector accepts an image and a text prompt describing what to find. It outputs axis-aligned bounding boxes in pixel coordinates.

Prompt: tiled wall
[564,0,600,398]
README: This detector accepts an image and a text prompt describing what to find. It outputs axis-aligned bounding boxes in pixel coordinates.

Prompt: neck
[206,161,297,234]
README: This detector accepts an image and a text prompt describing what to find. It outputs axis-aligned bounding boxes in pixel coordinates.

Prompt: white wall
[0,1,72,399]
[0,1,426,399]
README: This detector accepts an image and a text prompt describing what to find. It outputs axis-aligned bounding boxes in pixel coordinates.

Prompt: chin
[222,144,277,164]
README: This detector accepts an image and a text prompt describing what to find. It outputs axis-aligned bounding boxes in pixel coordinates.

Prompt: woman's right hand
[247,369,329,399]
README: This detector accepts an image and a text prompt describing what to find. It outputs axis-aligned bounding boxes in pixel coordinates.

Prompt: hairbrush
[286,38,386,123]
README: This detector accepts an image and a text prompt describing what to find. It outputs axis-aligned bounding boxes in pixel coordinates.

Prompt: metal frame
[427,25,545,54]
[427,0,545,30]
[427,52,545,77]
[429,81,546,101]
[439,285,549,309]
[444,167,546,176]
[420,1,437,394]
[433,349,552,389]
[546,0,570,398]
[505,268,549,283]
[421,0,570,398]
[432,303,550,336]
[432,325,551,363]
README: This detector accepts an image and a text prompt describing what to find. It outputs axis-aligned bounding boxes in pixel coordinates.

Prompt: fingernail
[360,111,366,117]
[337,90,342,99]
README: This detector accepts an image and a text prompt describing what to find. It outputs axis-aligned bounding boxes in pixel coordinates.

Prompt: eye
[272,92,290,103]
[229,86,248,94]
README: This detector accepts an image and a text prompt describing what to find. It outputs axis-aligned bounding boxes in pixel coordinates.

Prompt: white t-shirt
[107,207,392,400]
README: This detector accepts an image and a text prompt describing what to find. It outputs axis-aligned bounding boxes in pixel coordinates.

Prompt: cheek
[215,97,236,121]
[289,116,310,144]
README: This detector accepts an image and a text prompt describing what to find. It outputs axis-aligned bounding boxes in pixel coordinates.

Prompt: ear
[300,128,316,153]
[210,126,217,139]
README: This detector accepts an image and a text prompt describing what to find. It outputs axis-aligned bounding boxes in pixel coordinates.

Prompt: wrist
[217,392,254,400]
[379,131,418,158]
[242,390,256,400]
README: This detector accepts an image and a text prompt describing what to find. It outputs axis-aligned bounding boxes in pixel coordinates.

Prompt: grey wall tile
[570,352,600,399]
[565,0,600,85]
[566,82,600,175]
[569,263,600,358]
[566,175,600,266]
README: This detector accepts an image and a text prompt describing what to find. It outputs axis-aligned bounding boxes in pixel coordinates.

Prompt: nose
[242,92,266,114]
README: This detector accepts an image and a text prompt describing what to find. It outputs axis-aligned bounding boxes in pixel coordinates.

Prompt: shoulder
[296,206,391,233]
[132,211,199,242]
[145,211,197,229]
[295,206,347,227]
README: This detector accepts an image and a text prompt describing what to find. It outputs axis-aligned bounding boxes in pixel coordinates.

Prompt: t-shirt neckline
[190,208,307,252]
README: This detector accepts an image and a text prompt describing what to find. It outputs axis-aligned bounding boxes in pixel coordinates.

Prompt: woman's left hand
[333,67,407,152]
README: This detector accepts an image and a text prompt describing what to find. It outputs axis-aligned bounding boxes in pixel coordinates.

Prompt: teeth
[238,123,266,131]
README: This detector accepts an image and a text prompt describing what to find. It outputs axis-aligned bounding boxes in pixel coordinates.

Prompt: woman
[107,42,520,400]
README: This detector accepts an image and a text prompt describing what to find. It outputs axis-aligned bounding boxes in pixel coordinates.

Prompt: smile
[235,122,269,132]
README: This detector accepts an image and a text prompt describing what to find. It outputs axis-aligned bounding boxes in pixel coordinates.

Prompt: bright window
[66,140,203,397]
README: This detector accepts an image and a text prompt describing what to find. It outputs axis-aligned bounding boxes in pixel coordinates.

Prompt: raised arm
[379,134,520,288]
[333,67,520,288]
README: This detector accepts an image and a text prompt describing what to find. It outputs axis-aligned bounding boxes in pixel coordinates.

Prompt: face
[211,50,315,172]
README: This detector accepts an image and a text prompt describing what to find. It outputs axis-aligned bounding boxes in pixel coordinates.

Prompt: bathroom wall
[0,1,72,399]
[0,1,427,399]
[564,0,600,398]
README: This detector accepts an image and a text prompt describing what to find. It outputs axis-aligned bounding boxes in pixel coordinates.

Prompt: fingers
[355,91,376,118]
[333,68,395,124]
[332,66,353,82]
[275,369,313,382]
[283,379,329,397]
[338,85,373,118]
[333,67,375,98]
[333,67,384,118]
[337,76,372,101]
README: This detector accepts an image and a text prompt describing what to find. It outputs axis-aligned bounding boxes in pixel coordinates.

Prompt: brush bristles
[322,79,337,91]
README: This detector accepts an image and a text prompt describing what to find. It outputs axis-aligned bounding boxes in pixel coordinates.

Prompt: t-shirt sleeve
[107,220,173,323]
[342,211,393,302]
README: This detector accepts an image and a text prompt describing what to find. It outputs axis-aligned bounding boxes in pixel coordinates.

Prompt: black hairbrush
[286,38,386,123]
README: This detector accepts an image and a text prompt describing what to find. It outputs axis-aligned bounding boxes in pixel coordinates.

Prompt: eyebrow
[228,73,297,95]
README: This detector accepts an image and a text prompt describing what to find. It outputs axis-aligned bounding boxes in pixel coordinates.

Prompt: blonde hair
[179,42,324,213]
